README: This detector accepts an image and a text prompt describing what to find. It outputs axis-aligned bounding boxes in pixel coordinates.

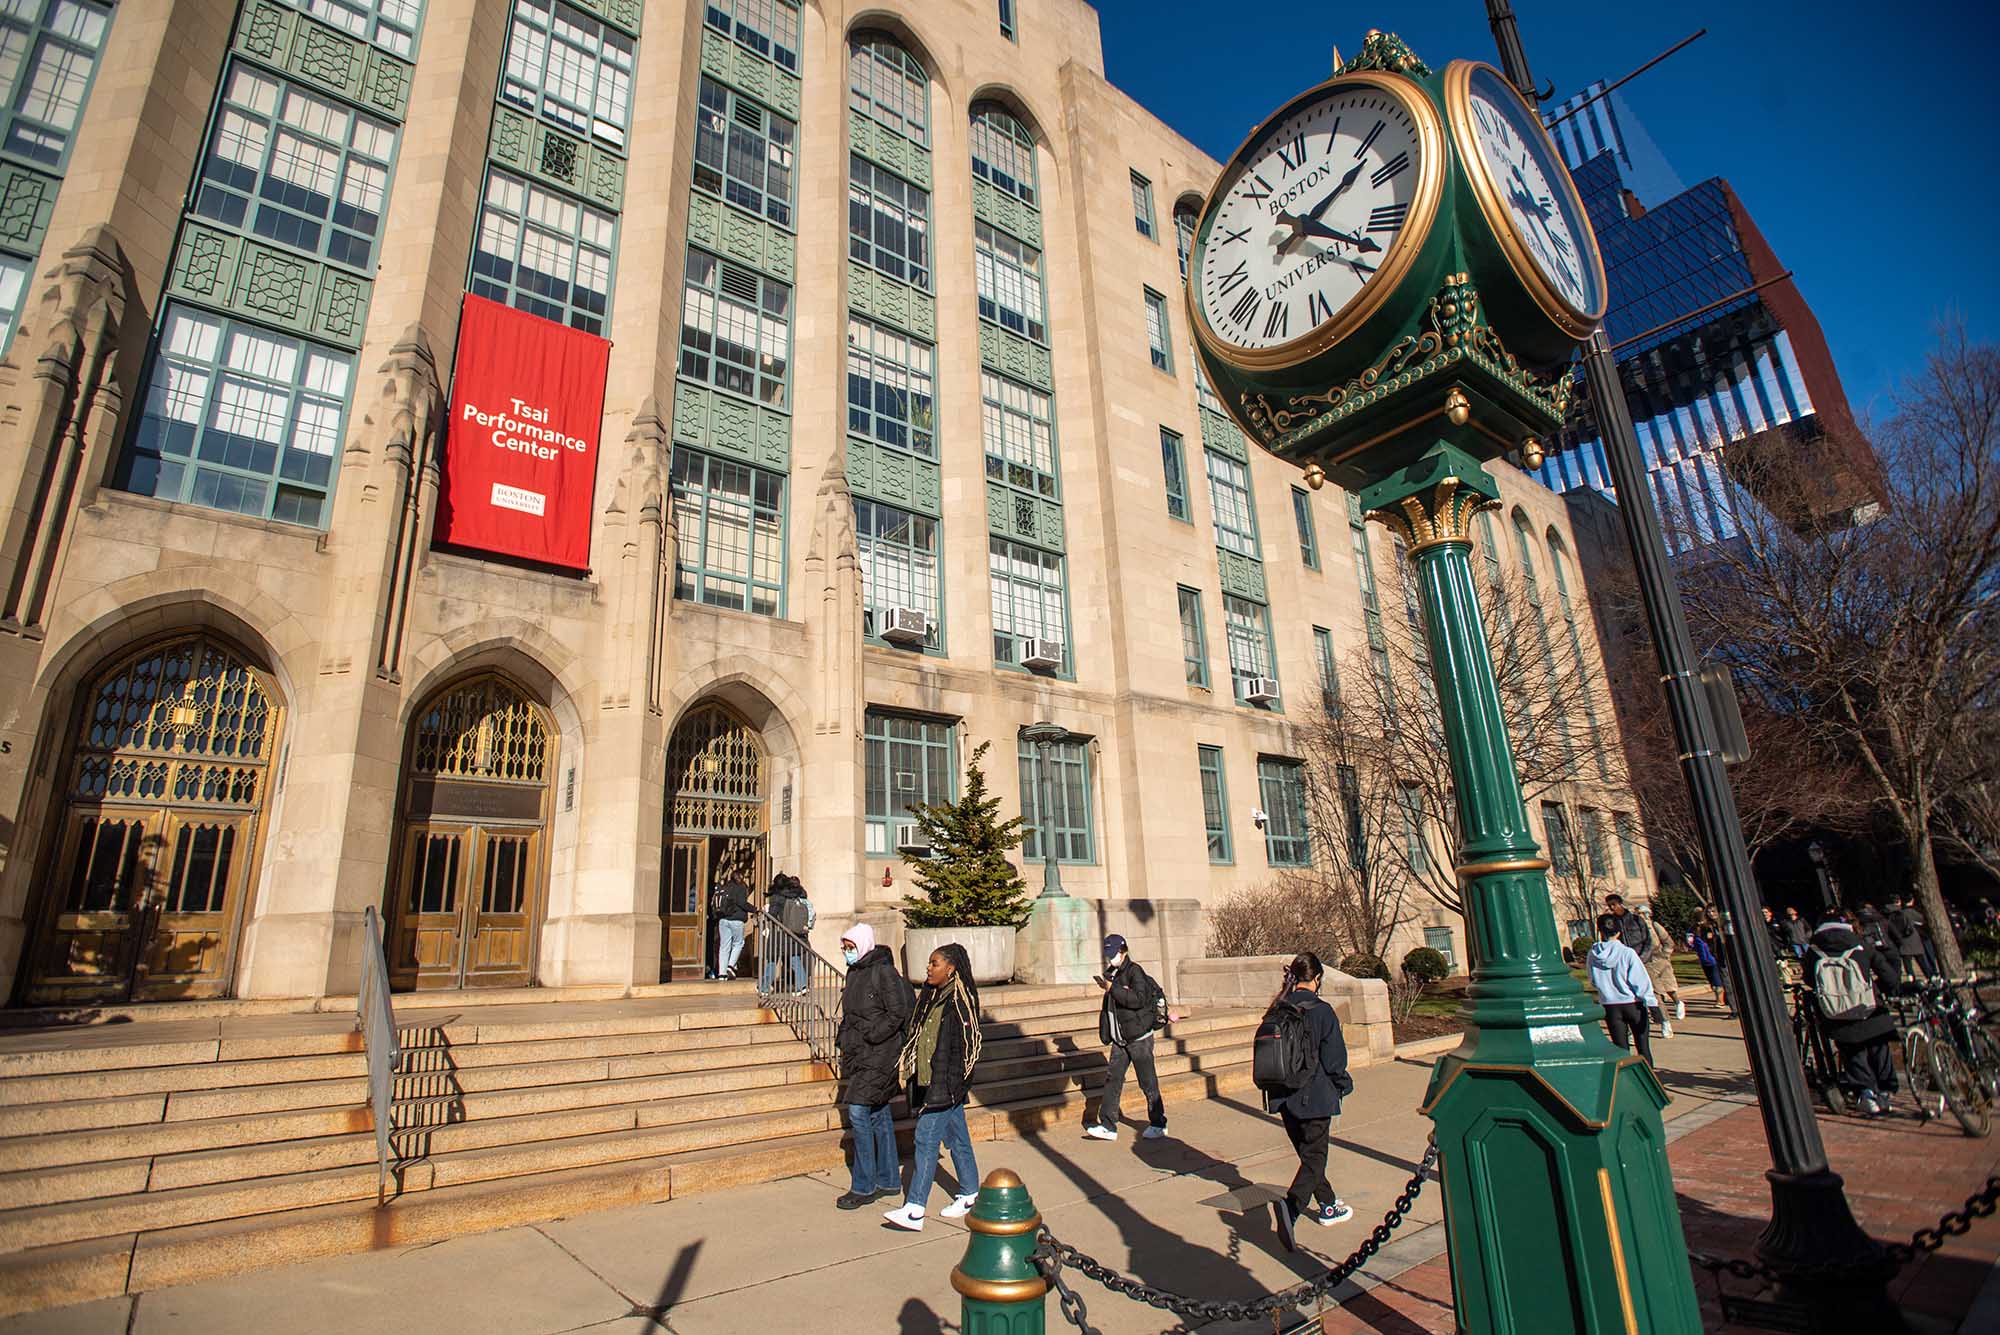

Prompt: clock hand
[1288,216,1381,251]
[1304,161,1367,223]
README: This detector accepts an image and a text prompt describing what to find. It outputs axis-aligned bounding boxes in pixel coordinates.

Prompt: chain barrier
[1036,1140,1439,1329]
[1688,1173,2000,1283]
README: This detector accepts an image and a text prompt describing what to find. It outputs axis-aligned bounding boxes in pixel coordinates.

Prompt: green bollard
[951,1168,1046,1335]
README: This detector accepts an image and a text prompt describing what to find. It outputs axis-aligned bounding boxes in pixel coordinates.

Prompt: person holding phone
[1085,934,1169,1143]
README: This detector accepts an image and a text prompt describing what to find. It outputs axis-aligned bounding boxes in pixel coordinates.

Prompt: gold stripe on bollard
[1452,856,1551,878]
[965,1209,1043,1236]
[950,1271,1049,1302]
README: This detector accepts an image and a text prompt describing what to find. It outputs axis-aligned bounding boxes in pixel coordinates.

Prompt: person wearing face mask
[833,923,910,1210]
[1085,934,1169,1143]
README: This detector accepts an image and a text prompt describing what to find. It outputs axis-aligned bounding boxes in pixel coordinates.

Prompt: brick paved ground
[1316,1098,2000,1334]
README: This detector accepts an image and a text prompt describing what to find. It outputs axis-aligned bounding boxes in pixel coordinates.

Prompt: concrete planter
[903,925,1017,985]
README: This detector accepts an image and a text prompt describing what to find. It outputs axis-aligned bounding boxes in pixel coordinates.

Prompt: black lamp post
[1021,722,1068,899]
[1481,3,1898,1323]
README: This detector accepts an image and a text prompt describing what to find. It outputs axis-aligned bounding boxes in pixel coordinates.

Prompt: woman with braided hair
[883,943,983,1231]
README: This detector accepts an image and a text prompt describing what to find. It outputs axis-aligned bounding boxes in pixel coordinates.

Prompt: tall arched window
[1174,203,1198,280]
[848,33,928,143]
[970,103,1037,205]
[1546,532,1609,778]
[1513,511,1575,773]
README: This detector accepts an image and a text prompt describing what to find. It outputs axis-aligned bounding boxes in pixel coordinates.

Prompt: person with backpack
[710,876,752,980]
[1252,952,1355,1250]
[1085,934,1169,1143]
[833,922,909,1210]
[1604,894,1649,959]
[1806,907,1903,1117]
[883,943,983,1231]
[763,873,815,995]
[1587,913,1656,1066]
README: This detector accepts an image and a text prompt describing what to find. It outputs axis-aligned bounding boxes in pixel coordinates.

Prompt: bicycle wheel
[1905,1031,1942,1121]
[1966,1027,2000,1103]
[1927,1040,1992,1138]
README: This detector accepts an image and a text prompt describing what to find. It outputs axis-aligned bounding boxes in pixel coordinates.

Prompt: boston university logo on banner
[435,294,612,570]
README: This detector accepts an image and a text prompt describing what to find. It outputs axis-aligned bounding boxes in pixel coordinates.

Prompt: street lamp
[1020,722,1068,899]
[1482,3,1896,1323]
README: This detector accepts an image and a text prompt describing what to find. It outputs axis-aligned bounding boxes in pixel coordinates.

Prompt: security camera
[1251,807,1269,828]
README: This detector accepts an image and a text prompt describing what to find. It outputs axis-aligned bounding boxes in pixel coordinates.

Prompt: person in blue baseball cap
[1086,934,1170,1142]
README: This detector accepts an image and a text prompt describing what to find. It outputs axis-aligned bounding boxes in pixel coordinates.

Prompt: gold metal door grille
[411,677,550,783]
[71,636,275,809]
[667,702,768,834]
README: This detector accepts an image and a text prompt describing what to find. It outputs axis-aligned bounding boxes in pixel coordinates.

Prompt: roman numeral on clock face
[1370,152,1410,188]
[1307,291,1335,326]
[1219,225,1251,246]
[1355,119,1385,160]
[1276,134,1307,173]
[1242,172,1275,204]
[1228,286,1261,329]
[1367,202,1409,233]
[1216,260,1250,297]
[1262,302,1289,341]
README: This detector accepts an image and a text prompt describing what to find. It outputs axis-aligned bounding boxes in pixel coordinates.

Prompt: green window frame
[864,710,955,854]
[970,102,1035,205]
[704,0,800,73]
[1160,427,1189,522]
[848,154,930,289]
[1582,807,1610,877]
[989,536,1069,673]
[1130,170,1155,239]
[1616,812,1641,878]
[975,220,1046,343]
[1424,925,1456,969]
[854,498,940,650]
[115,304,353,530]
[1259,757,1311,867]
[847,314,935,457]
[1204,448,1259,558]
[997,0,1015,42]
[1143,287,1173,372]
[0,253,28,354]
[1514,512,1575,771]
[1542,801,1573,877]
[694,77,796,229]
[1292,487,1319,569]
[848,32,927,144]
[0,0,111,172]
[669,445,786,617]
[1398,784,1429,874]
[1198,745,1231,863]
[1178,585,1208,687]
[981,370,1058,499]
[1224,594,1277,705]
[500,0,634,151]
[192,61,400,274]
[679,248,792,408]
[1312,625,1339,713]
[1195,358,1226,415]
[1349,492,1396,713]
[295,0,423,59]
[470,167,617,334]
[1174,203,1197,280]
[1549,536,1610,778]
[1018,733,1093,864]
[1337,763,1365,870]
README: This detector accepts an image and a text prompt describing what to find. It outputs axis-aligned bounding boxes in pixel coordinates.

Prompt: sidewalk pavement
[8,1006,1994,1335]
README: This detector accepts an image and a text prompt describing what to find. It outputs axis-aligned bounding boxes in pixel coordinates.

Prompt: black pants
[1280,1108,1333,1215]
[1837,1036,1897,1099]
[1602,1002,1654,1066]
[1096,1034,1165,1130]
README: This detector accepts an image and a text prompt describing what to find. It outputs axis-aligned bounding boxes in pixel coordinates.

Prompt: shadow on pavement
[896,1298,957,1333]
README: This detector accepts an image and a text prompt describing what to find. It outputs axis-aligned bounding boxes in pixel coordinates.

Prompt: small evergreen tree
[900,741,1034,929]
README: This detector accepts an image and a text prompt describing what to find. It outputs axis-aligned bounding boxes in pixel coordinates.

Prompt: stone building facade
[0,0,1654,1005]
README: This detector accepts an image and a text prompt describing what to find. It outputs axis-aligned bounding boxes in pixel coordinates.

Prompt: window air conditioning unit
[1020,638,1064,671]
[893,822,931,855]
[1240,676,1281,704]
[880,606,929,646]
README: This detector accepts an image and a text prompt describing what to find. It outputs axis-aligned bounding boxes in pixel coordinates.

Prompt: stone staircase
[0,981,1268,1316]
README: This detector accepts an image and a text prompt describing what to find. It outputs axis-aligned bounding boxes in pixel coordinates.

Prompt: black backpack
[1252,998,1316,1096]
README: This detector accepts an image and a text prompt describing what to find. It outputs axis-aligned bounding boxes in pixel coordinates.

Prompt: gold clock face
[1190,70,1445,372]
[1445,60,1607,336]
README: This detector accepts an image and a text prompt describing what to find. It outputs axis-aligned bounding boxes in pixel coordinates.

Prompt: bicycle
[1901,976,1996,1138]
[1788,980,1848,1117]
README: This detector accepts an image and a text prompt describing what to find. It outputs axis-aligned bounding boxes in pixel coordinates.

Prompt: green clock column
[1359,440,1701,1335]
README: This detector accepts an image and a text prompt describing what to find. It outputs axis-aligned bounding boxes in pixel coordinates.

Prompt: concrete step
[0,1104,374,1174]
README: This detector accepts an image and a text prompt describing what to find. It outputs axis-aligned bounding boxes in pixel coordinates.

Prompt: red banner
[435,294,610,570]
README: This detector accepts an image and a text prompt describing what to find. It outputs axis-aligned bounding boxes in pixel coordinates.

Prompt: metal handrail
[356,905,401,1206]
[755,908,843,1075]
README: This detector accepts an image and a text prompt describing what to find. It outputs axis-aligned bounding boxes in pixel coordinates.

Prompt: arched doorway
[661,701,768,981]
[23,633,282,1005]
[385,674,554,990]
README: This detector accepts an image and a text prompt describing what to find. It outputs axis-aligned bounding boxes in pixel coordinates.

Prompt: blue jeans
[906,1102,977,1210]
[847,1102,900,1195]
[716,918,745,976]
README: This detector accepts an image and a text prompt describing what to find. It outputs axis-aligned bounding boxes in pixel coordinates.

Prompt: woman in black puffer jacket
[833,923,909,1209]
[881,942,982,1231]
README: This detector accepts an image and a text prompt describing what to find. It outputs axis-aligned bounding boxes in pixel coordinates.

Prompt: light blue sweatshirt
[1587,939,1656,1008]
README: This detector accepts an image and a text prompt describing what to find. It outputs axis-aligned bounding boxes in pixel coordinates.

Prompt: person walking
[1783,906,1811,960]
[710,876,751,980]
[1760,905,1791,962]
[1691,921,1724,1012]
[1085,934,1168,1143]
[834,923,909,1210]
[1605,894,1649,959]
[763,873,815,995]
[1889,897,1935,982]
[1855,901,1896,958]
[1587,913,1657,1066]
[1260,952,1355,1250]
[1639,906,1682,1036]
[883,943,983,1231]
[1806,907,1903,1117]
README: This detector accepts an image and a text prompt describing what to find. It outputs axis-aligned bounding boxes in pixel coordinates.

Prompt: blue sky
[1096,1,1999,423]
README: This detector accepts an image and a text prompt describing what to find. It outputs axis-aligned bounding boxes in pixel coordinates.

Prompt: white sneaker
[882,1203,925,1231]
[940,1193,978,1219]
[1084,1125,1118,1141]
[1660,1021,1674,1039]
[1141,1126,1168,1140]
[1675,999,1687,1020]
